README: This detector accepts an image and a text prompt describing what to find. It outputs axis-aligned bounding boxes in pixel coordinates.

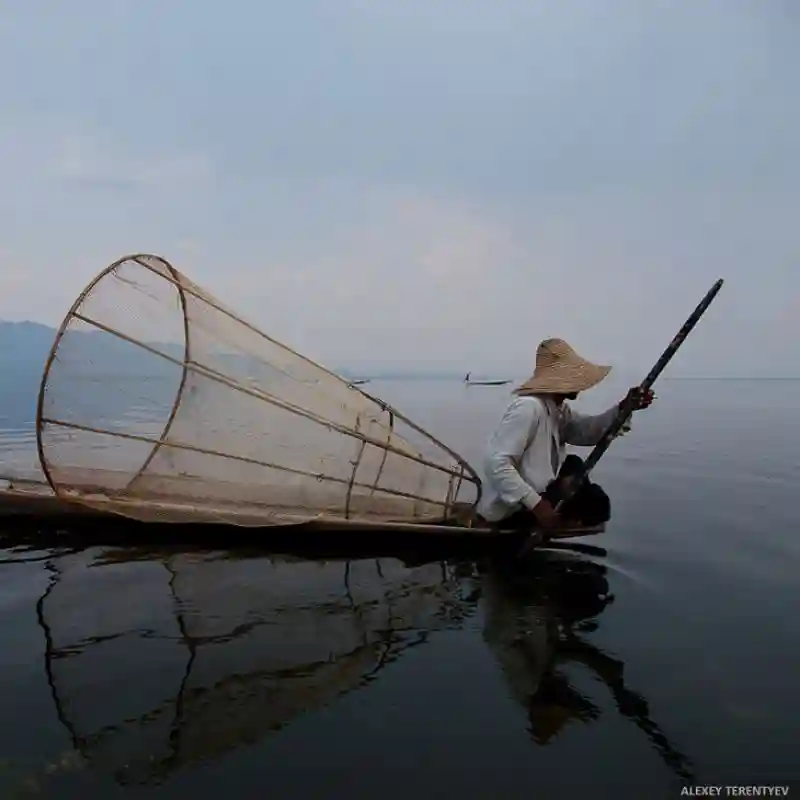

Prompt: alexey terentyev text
[681,788,790,797]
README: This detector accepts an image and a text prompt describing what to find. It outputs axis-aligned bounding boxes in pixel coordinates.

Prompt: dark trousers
[488,455,610,531]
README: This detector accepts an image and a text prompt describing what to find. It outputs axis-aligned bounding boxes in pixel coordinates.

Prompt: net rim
[36,254,190,499]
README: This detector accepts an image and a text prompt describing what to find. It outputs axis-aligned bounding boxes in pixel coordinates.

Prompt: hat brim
[514,363,611,396]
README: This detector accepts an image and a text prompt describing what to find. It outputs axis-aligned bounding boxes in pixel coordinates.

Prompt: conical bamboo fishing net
[36,254,480,527]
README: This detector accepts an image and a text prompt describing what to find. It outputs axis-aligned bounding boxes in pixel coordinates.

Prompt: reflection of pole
[557,629,695,782]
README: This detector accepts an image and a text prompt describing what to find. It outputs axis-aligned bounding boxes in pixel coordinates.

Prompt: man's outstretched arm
[562,388,655,446]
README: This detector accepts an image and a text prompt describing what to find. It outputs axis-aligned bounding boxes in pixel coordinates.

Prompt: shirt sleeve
[561,403,622,446]
[483,398,543,510]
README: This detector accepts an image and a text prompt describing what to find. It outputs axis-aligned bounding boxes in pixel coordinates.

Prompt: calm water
[2,375,799,798]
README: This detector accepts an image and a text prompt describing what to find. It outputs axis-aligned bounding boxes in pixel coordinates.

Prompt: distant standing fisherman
[475,339,654,530]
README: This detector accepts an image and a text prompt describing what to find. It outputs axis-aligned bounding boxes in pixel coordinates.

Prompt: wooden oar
[548,277,724,525]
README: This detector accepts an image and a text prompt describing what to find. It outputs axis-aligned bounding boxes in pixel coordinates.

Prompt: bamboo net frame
[35,254,481,527]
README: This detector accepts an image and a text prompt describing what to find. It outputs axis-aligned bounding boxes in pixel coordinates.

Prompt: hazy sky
[1,0,797,376]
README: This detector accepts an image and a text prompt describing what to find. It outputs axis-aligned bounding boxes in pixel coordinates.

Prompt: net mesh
[36,254,480,526]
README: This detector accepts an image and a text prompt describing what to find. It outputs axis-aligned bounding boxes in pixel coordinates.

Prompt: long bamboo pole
[554,277,725,512]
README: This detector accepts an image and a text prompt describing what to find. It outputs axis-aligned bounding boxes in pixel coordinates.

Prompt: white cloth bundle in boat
[36,254,479,526]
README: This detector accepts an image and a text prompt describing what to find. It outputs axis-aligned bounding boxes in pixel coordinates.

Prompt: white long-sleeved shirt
[475,395,621,522]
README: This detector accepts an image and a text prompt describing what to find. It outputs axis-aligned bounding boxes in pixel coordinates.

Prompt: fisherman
[475,338,654,530]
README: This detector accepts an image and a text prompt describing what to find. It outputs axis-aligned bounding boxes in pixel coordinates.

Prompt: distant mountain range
[0,320,178,376]
[0,320,179,427]
[0,320,476,382]
[0,321,57,373]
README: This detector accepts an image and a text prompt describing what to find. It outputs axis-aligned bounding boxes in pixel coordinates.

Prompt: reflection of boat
[479,546,696,782]
[464,372,510,386]
[35,546,476,787]
[13,538,697,792]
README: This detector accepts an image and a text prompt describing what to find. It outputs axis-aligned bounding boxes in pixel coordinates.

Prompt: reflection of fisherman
[481,572,565,744]
[479,551,695,781]
[480,553,615,743]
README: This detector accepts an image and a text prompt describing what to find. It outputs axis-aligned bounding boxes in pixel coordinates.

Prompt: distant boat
[350,379,370,386]
[464,372,510,387]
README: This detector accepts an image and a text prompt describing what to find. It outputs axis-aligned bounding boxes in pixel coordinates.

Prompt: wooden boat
[463,372,511,386]
[0,475,603,546]
[466,380,511,386]
[1,253,603,548]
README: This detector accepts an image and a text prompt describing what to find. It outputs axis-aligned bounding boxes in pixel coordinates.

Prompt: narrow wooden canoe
[0,481,603,543]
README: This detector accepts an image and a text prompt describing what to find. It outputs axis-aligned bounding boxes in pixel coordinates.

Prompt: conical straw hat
[514,338,611,396]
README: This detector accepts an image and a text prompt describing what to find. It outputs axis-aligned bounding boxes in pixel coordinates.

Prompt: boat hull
[0,482,603,550]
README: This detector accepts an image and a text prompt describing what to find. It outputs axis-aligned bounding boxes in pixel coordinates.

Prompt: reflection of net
[37,254,479,526]
[39,551,470,785]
